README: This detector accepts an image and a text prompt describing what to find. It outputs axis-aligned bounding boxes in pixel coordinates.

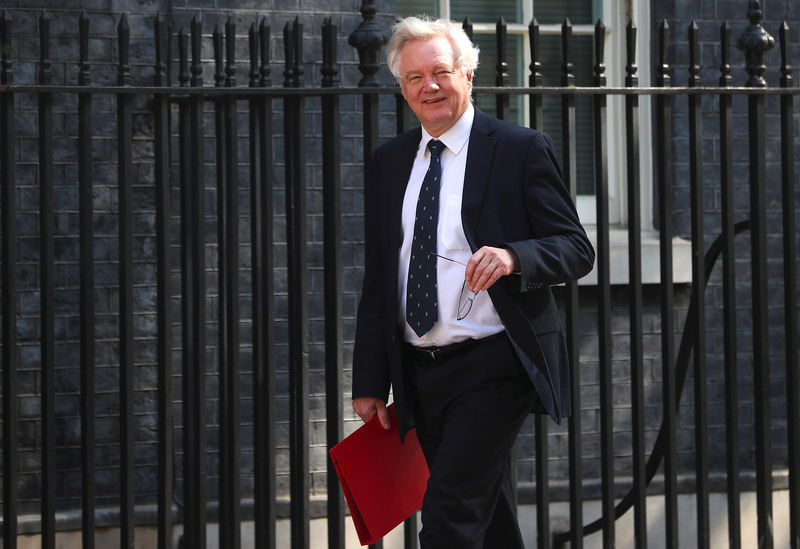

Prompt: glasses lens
[457,281,474,320]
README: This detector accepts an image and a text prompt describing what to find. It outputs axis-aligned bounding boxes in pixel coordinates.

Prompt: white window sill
[578,228,693,286]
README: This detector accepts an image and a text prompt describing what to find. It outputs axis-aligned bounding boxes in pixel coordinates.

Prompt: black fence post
[153,13,173,549]
[779,20,800,549]
[495,17,509,121]
[0,10,18,549]
[625,19,647,549]
[38,13,56,549]
[655,19,679,549]
[555,18,580,548]
[218,16,243,549]
[78,11,97,549]
[592,18,614,549]
[284,17,310,549]
[688,20,710,549]
[528,18,542,131]
[737,3,775,547]
[719,19,742,549]
[116,14,137,549]
[253,17,277,549]
[180,17,209,549]
[322,17,346,549]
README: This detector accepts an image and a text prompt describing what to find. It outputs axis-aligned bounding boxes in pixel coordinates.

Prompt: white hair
[386,16,480,80]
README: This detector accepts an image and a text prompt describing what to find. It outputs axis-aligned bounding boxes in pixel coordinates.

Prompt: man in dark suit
[352,16,594,548]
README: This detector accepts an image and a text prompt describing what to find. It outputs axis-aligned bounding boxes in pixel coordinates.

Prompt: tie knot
[427,139,445,158]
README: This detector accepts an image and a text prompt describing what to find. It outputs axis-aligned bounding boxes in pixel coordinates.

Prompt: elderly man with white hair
[352,16,594,548]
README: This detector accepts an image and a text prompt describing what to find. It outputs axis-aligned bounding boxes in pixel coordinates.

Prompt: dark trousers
[406,333,538,549]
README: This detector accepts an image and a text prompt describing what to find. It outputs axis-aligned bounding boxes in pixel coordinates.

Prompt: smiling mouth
[423,98,445,104]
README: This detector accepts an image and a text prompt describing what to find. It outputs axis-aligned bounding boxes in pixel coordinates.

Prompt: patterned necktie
[407,139,446,337]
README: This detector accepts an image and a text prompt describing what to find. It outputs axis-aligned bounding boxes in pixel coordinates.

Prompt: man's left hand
[465,246,520,292]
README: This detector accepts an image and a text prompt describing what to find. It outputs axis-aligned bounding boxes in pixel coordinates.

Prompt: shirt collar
[419,103,474,158]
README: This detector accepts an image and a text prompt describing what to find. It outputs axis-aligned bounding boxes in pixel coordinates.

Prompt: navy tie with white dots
[407,139,446,337]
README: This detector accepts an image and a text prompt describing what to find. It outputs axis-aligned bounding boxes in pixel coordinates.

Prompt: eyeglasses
[458,280,478,320]
[429,252,478,320]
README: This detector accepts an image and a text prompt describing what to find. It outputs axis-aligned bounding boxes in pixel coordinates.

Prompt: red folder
[329,403,430,545]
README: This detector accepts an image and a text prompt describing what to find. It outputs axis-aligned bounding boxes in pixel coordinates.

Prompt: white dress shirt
[398,104,505,347]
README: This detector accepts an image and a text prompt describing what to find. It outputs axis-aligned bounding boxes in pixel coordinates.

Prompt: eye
[407,75,422,84]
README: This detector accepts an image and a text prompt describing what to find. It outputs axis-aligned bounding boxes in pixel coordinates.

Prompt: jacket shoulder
[473,109,552,146]
[374,127,421,159]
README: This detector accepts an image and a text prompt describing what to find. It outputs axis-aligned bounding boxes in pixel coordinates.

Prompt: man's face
[397,36,473,138]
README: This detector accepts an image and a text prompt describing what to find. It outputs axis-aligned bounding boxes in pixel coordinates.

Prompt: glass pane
[538,34,595,195]
[397,0,438,17]
[534,1,593,25]
[451,0,521,24]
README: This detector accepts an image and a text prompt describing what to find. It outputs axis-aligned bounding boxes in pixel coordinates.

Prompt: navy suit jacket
[353,109,595,438]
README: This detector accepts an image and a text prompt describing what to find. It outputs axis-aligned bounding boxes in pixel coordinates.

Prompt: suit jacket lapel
[461,110,497,251]
[384,128,421,310]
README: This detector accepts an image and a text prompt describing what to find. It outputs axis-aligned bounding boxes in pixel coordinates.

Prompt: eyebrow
[403,65,454,78]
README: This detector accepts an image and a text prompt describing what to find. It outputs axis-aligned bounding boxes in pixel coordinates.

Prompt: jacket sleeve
[351,150,392,402]
[505,132,595,291]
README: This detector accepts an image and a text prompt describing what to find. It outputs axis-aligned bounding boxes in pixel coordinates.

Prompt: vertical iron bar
[495,17,509,121]
[462,17,473,41]
[284,19,310,549]
[154,14,173,549]
[117,15,136,549]
[560,18,581,548]
[592,19,614,549]
[248,20,265,549]
[737,4,775,545]
[625,20,646,549]
[655,20,679,548]
[222,18,242,549]
[177,27,192,549]
[322,17,345,549]
[719,20,741,549]
[182,18,208,549]
[212,39,228,541]
[213,22,230,549]
[78,12,96,549]
[688,21,710,549]
[748,72,774,549]
[531,17,552,549]
[0,10,18,549]
[254,18,277,549]
[38,14,56,549]
[779,20,800,549]
[528,18,543,130]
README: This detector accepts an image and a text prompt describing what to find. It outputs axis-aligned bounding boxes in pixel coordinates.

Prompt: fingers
[465,246,516,292]
[375,400,391,430]
[352,397,391,430]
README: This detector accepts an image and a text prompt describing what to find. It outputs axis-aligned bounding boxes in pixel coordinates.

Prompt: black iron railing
[0,1,798,549]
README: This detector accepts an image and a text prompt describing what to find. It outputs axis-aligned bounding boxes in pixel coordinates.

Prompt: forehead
[398,36,457,73]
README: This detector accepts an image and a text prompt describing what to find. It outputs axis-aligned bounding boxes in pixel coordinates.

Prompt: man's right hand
[353,397,391,430]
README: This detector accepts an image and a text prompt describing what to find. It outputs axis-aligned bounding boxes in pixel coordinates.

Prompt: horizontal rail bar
[5,84,800,95]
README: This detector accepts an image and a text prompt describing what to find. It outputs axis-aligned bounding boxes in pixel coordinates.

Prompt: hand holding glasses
[429,252,479,321]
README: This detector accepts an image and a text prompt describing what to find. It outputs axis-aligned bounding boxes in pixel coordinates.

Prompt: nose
[422,74,439,91]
